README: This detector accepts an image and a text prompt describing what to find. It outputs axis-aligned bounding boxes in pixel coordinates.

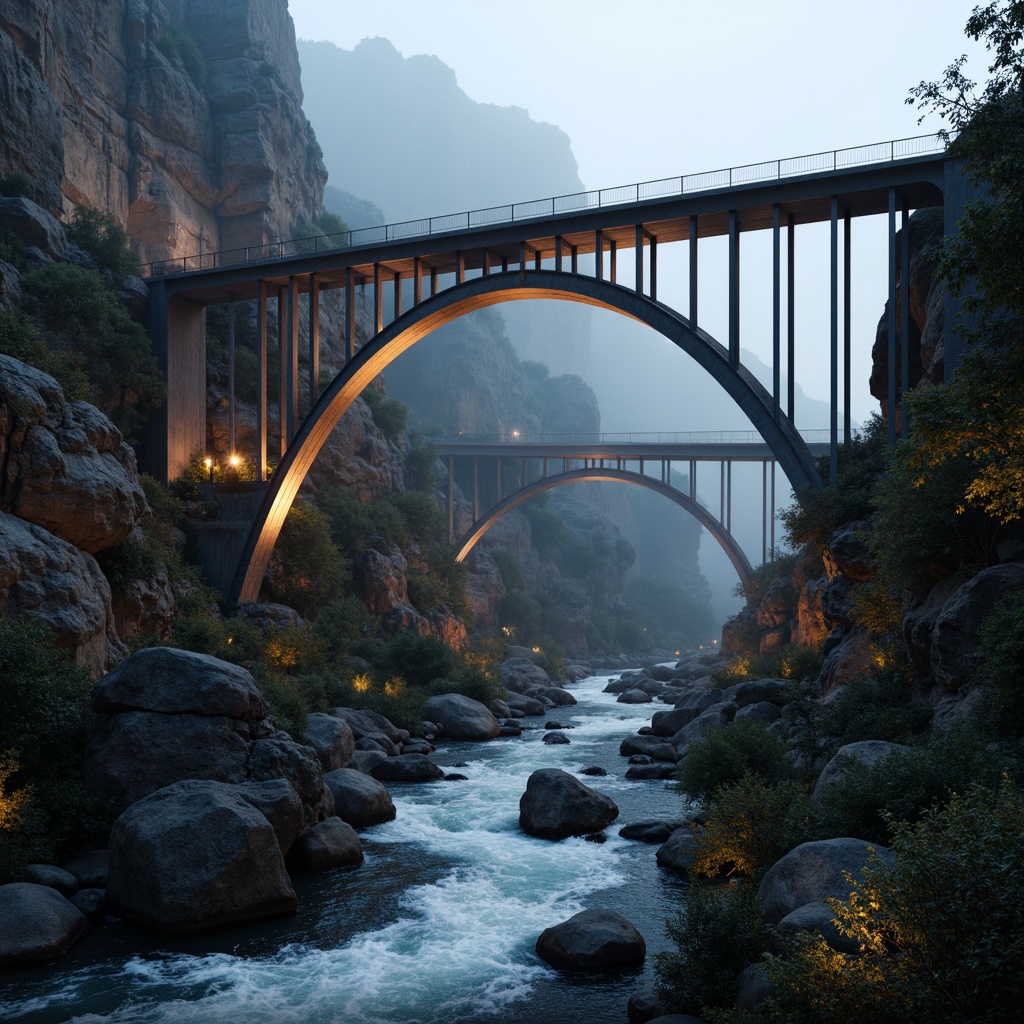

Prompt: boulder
[656,827,698,875]
[106,780,297,934]
[757,838,895,925]
[625,763,677,780]
[619,735,678,762]
[643,664,677,682]
[735,701,781,724]
[579,766,607,776]
[535,908,645,970]
[505,693,547,716]
[330,707,404,746]
[323,768,397,828]
[543,731,570,745]
[370,753,444,782]
[617,688,653,704]
[0,883,88,967]
[628,988,667,1023]
[519,768,618,840]
[931,564,1024,691]
[62,850,108,889]
[733,679,791,708]
[0,510,120,675]
[301,713,355,772]
[233,779,305,857]
[540,686,577,706]
[650,706,703,736]
[0,258,21,309]
[69,888,106,926]
[351,749,388,774]
[903,576,960,676]
[618,820,688,844]
[85,648,323,829]
[0,197,66,259]
[287,818,363,872]
[825,521,875,582]
[775,901,860,955]
[670,688,723,716]
[819,628,875,691]
[734,963,774,1011]
[422,693,501,740]
[810,740,912,807]
[355,733,400,757]
[670,702,737,754]
[0,357,147,553]
[400,738,434,755]
[24,864,78,897]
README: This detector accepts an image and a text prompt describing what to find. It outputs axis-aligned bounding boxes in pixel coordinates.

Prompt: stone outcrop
[0,355,147,553]
[0,0,326,263]
[422,693,501,741]
[810,740,912,806]
[519,768,618,840]
[84,647,324,828]
[106,779,298,934]
[322,768,396,828]
[0,509,122,674]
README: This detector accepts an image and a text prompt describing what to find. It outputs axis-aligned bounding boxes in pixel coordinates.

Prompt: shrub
[733,551,798,606]
[66,206,139,276]
[157,22,207,89]
[821,669,932,747]
[362,387,407,442]
[655,881,770,1015]
[0,171,34,199]
[375,630,460,691]
[490,549,525,591]
[404,438,439,492]
[678,719,793,802]
[499,588,542,638]
[977,588,1024,735]
[0,307,91,400]
[693,775,815,881]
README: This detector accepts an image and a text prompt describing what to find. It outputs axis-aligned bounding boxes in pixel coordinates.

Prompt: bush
[375,630,460,691]
[362,387,407,442]
[499,588,542,638]
[693,775,815,881]
[404,439,439,492]
[762,781,1024,1023]
[66,206,139,276]
[821,670,932,747]
[0,171,34,199]
[489,549,525,591]
[678,720,793,802]
[655,881,770,1015]
[977,588,1024,735]
[0,307,91,400]
[157,22,207,89]
[733,551,798,606]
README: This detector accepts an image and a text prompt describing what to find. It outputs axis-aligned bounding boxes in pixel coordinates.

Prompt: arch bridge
[140,133,962,609]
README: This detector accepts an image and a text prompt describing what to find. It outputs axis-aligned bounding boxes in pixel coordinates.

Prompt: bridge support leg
[227,297,236,455]
[650,234,657,301]
[345,268,355,363]
[256,281,267,481]
[448,456,454,543]
[728,210,740,369]
[787,214,795,421]
[287,276,298,440]
[900,200,910,439]
[830,197,839,488]
[772,205,780,421]
[308,273,319,410]
[888,187,897,446]
[844,210,851,445]
[277,287,287,459]
[689,215,698,327]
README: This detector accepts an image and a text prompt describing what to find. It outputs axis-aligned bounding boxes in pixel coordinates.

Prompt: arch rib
[226,270,818,609]
[455,468,754,587]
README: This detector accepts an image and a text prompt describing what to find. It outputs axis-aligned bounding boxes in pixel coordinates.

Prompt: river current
[1,672,692,1023]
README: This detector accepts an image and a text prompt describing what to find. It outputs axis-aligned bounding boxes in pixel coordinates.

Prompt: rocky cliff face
[0,0,325,262]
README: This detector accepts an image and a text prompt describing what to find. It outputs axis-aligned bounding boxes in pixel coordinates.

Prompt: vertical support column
[534,249,541,271]
[727,461,733,533]
[448,456,454,542]
[772,205,781,421]
[277,286,287,459]
[762,461,768,563]
[288,275,298,440]
[770,461,776,557]
[594,230,603,281]
[689,461,696,500]
[373,264,383,335]
[888,187,897,446]
[256,281,267,481]
[345,268,355,363]
[497,458,503,502]
[501,256,508,273]
[308,273,319,410]
[430,266,438,297]
[844,210,852,445]
[728,210,740,369]
[830,196,839,488]
[635,224,644,295]
[227,296,236,455]
[571,245,578,275]
[900,200,910,439]
[473,457,479,521]
[455,250,464,285]
[555,236,562,272]
[787,214,796,421]
[689,215,698,327]
[720,462,725,526]
[413,258,422,305]
[609,240,617,284]
[393,271,402,320]
[483,248,492,275]
[650,234,657,301]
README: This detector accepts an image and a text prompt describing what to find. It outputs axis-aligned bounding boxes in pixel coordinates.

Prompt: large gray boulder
[535,908,646,970]
[810,740,912,807]
[330,706,404,745]
[300,713,355,771]
[656,827,698,875]
[505,693,546,716]
[323,768,397,828]
[370,753,445,782]
[287,818,363,872]
[519,768,618,840]
[733,679,791,708]
[619,734,679,762]
[757,838,895,925]
[0,197,66,259]
[0,883,88,967]
[775,901,860,954]
[106,780,297,934]
[84,648,323,830]
[670,702,737,755]
[650,706,703,737]
[422,693,501,740]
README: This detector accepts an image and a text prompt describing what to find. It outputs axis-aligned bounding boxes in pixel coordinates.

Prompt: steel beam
[635,224,643,295]
[728,210,740,369]
[901,200,910,438]
[345,267,355,363]
[843,210,851,444]
[830,197,839,488]
[277,286,287,458]
[227,297,235,455]
[308,273,319,410]
[888,187,897,445]
[689,215,698,327]
[787,214,795,421]
[772,204,780,421]
[256,281,267,481]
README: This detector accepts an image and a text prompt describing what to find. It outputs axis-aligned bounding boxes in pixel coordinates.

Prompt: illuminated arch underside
[226,270,819,608]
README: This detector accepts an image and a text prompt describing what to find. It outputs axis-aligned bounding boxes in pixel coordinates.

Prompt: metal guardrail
[436,429,832,446]
[143,132,946,278]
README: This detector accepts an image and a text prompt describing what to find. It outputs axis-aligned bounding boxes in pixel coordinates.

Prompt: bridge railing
[143,131,947,278]
[436,428,833,446]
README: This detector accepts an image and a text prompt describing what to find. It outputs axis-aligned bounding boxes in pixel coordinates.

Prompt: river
[1,672,692,1023]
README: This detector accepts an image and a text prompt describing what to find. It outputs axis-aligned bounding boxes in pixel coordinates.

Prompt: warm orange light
[204,457,212,469]
[353,673,372,693]
[532,646,541,653]
[230,454,239,467]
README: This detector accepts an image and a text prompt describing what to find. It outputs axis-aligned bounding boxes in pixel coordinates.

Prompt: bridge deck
[437,440,832,461]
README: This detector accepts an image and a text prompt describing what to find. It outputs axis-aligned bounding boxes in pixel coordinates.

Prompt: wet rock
[519,768,618,840]
[422,693,501,740]
[323,768,396,828]
[625,762,677,780]
[287,818,363,872]
[543,731,570,744]
[656,827,697,875]
[540,686,577,706]
[535,908,645,970]
[617,688,653,704]
[24,864,77,897]
[628,987,667,1023]
[810,740,912,807]
[107,780,297,935]
[301,713,355,772]
[579,766,607,776]
[69,888,106,926]
[370,753,445,782]
[0,883,88,967]
[62,850,108,889]
[618,820,688,844]
[619,735,678,762]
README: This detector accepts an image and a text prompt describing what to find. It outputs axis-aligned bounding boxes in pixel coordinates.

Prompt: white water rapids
[1,672,690,1023]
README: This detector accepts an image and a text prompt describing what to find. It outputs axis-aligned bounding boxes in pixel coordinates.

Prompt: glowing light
[230,454,239,468]
[353,673,372,694]
[384,678,405,697]
[226,637,233,645]
[512,429,520,438]
[532,646,541,654]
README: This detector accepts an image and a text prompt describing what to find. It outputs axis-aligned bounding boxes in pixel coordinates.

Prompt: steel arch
[226,270,818,608]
